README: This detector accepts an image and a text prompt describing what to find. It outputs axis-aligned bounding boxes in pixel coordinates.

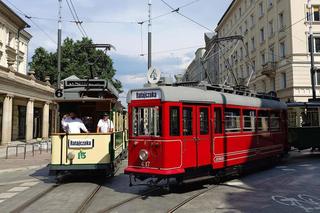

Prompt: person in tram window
[96,112,114,133]
[61,112,89,134]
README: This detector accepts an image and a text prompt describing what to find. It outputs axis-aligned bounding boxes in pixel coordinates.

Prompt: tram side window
[132,107,161,136]
[200,108,209,135]
[270,112,280,131]
[307,109,319,126]
[170,107,180,136]
[214,108,222,134]
[225,108,241,132]
[243,110,256,132]
[183,108,193,136]
[258,110,269,131]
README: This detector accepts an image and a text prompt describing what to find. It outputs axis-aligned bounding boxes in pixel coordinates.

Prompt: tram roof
[127,86,287,110]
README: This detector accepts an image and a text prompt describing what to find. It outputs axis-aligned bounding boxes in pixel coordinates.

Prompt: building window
[270,77,276,91]
[240,47,244,59]
[225,108,241,132]
[251,37,255,50]
[260,27,265,43]
[200,108,209,135]
[279,41,286,59]
[308,37,320,53]
[244,20,248,32]
[170,107,180,136]
[261,52,266,65]
[214,108,222,134]
[239,7,242,17]
[269,46,275,62]
[268,0,273,8]
[269,20,274,36]
[183,108,193,136]
[280,72,287,89]
[259,2,264,17]
[316,70,320,85]
[279,12,284,29]
[243,110,255,132]
[262,80,267,92]
[250,14,255,27]
[307,5,320,21]
[239,26,242,34]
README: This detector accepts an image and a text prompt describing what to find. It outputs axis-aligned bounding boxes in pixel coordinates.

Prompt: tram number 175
[141,161,150,167]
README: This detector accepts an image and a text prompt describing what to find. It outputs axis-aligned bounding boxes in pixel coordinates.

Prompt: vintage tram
[49,77,128,177]
[288,101,320,151]
[124,83,288,184]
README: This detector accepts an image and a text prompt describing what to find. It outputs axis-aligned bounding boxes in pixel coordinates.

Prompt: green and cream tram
[288,101,320,151]
[49,77,128,176]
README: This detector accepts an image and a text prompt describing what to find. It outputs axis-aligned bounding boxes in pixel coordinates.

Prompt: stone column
[42,102,50,139]
[1,95,13,145]
[25,99,34,142]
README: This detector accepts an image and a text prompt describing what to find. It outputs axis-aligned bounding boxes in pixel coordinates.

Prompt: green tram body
[288,102,320,150]
[49,78,128,176]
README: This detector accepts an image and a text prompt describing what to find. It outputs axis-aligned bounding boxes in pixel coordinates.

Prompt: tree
[29,37,123,92]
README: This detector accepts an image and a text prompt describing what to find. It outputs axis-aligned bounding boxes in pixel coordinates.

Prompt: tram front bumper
[124,166,185,177]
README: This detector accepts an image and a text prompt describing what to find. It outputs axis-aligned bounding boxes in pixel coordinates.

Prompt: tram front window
[133,107,161,136]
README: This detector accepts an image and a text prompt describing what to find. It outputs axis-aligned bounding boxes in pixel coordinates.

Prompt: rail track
[75,184,103,213]
[98,187,162,213]
[10,184,59,213]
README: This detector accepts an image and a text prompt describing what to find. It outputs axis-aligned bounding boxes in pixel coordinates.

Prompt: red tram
[124,84,288,184]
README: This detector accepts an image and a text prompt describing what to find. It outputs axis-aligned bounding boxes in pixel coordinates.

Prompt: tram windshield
[132,107,161,136]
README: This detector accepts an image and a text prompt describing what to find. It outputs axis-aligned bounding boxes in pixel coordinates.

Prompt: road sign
[147,67,161,84]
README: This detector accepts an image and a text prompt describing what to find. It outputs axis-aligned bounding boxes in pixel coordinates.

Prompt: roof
[127,86,287,110]
[0,1,30,29]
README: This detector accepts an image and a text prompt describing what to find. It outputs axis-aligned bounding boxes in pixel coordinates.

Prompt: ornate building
[0,1,56,145]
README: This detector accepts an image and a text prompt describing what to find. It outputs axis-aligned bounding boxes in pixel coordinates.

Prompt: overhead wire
[3,0,56,44]
[65,0,88,37]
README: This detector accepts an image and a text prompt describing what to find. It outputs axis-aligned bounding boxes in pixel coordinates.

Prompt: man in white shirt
[61,112,89,134]
[96,113,114,133]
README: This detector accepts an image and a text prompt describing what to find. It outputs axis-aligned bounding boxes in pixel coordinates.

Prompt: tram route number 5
[55,89,63,98]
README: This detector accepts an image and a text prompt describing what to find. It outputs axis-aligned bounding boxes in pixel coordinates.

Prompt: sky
[4,0,232,105]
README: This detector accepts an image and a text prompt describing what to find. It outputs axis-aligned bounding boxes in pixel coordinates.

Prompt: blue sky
[4,0,232,104]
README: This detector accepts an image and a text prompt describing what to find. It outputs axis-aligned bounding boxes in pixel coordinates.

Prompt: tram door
[182,105,211,168]
[196,106,211,166]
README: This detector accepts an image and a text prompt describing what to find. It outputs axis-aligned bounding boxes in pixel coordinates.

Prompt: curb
[0,164,48,174]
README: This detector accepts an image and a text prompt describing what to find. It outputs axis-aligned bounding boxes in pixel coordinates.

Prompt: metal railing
[5,139,51,159]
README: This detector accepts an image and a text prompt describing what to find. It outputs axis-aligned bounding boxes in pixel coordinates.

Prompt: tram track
[10,184,59,213]
[75,184,102,213]
[98,186,162,213]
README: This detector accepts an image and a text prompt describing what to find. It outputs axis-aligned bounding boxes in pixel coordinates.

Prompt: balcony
[261,61,277,77]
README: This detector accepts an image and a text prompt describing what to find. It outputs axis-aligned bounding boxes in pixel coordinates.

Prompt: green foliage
[29,37,122,92]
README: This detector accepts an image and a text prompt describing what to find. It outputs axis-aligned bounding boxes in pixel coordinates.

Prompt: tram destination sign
[68,139,94,148]
[64,80,106,89]
[132,90,161,100]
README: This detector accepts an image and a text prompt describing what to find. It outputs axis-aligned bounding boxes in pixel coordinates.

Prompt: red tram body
[124,85,288,183]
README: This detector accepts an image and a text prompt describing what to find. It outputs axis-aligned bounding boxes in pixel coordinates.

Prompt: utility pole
[148,0,152,69]
[57,0,62,89]
[308,0,317,100]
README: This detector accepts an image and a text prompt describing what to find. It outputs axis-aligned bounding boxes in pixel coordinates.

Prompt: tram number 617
[141,161,150,167]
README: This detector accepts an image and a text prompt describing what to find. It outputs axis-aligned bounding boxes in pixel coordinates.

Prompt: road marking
[8,187,29,192]
[0,200,4,203]
[0,178,38,186]
[281,168,296,171]
[0,192,18,199]
[20,182,39,187]
[225,181,244,186]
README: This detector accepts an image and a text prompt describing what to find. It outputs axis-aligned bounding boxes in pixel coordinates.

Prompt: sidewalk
[0,140,51,173]
[0,151,51,173]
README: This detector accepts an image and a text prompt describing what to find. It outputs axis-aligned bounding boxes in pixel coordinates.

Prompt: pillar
[1,94,13,145]
[25,98,34,142]
[42,102,50,139]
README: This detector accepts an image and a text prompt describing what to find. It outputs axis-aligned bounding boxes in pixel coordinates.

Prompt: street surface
[0,150,318,213]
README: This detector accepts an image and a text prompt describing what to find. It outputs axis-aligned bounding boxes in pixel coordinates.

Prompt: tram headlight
[67,152,75,160]
[139,149,149,161]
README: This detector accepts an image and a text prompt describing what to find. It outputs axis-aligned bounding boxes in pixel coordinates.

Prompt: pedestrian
[96,112,114,133]
[61,112,89,134]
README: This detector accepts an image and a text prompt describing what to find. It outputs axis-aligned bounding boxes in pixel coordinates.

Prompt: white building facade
[0,2,56,145]
[216,0,320,102]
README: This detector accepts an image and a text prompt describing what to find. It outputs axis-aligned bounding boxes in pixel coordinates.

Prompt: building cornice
[215,0,237,32]
[0,1,30,29]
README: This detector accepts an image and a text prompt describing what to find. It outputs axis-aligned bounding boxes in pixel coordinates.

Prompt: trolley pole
[148,0,152,69]
[57,0,62,89]
[308,0,317,100]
